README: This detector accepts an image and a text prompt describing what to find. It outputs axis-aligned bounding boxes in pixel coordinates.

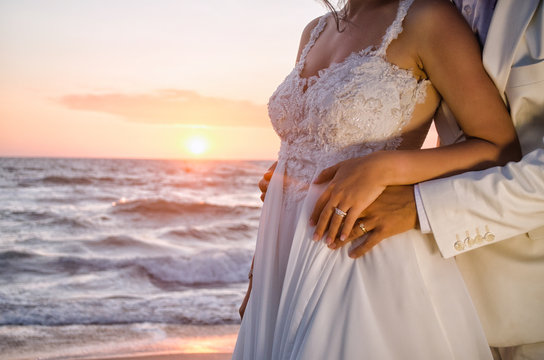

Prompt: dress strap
[296,14,330,71]
[375,0,415,57]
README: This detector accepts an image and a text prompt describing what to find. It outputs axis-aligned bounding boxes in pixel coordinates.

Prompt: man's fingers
[313,164,340,184]
[330,217,374,249]
[352,218,373,240]
[348,228,385,259]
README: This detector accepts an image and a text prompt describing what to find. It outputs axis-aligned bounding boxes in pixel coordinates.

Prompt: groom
[338,0,544,359]
[419,1,543,359]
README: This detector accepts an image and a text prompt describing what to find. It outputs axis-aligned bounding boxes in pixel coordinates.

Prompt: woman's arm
[310,0,521,250]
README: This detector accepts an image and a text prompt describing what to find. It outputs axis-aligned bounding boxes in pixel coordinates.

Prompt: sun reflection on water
[168,334,238,353]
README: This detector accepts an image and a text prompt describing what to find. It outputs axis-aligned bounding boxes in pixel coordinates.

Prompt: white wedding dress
[233,1,492,359]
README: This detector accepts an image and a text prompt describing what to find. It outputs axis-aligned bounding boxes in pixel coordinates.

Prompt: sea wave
[0,250,35,260]
[41,175,97,185]
[17,175,148,187]
[3,209,53,221]
[163,222,257,241]
[85,234,159,250]
[0,247,253,286]
[1,209,91,229]
[0,158,263,330]
[110,198,260,217]
[0,288,242,326]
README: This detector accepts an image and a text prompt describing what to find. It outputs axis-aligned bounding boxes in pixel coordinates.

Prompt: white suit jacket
[419,0,544,347]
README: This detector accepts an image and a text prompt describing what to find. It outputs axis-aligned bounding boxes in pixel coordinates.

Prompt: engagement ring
[334,207,347,217]
[359,222,368,234]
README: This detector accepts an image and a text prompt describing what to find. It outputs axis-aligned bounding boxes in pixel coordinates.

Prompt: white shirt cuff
[414,184,432,234]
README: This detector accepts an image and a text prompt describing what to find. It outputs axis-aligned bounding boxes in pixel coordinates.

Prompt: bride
[233,0,521,359]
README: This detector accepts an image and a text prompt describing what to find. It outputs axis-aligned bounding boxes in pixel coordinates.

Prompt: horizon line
[0,154,277,162]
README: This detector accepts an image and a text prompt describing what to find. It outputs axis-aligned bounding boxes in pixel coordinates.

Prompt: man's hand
[328,185,418,258]
[259,161,277,202]
[309,154,390,245]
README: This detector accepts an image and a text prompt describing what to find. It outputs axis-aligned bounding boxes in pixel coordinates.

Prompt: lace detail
[268,0,428,205]
[376,0,416,57]
[296,15,329,75]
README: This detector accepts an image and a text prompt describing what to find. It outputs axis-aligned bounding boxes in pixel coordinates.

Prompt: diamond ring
[359,222,368,234]
[334,207,347,217]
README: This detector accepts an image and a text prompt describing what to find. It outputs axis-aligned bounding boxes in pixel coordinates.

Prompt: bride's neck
[345,0,397,18]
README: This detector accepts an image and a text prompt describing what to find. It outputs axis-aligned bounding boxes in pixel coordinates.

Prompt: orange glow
[0,1,323,160]
[163,334,238,354]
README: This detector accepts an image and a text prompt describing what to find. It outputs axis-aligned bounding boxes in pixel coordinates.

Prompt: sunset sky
[0,0,325,160]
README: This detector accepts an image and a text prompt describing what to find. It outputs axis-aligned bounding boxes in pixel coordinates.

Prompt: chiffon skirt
[232,161,492,359]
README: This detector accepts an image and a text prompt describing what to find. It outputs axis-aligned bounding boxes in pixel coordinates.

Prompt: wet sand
[0,324,239,360]
[83,353,231,360]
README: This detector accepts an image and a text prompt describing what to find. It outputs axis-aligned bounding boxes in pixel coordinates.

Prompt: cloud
[57,89,270,127]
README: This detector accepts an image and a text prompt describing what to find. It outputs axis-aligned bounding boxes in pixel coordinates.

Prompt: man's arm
[419,148,544,258]
[329,149,544,258]
[259,152,544,259]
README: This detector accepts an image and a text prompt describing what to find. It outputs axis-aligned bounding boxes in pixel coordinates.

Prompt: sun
[185,136,209,155]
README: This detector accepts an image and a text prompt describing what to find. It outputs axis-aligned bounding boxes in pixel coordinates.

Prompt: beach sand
[0,324,239,360]
[83,353,231,360]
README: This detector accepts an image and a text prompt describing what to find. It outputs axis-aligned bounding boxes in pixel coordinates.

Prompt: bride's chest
[268,57,424,149]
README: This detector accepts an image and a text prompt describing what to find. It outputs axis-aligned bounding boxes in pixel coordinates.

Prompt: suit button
[464,231,472,247]
[454,241,466,251]
[484,225,495,242]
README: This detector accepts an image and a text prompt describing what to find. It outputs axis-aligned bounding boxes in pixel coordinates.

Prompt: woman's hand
[309,152,394,250]
[328,185,418,258]
[239,275,252,319]
[239,257,254,319]
[259,161,277,202]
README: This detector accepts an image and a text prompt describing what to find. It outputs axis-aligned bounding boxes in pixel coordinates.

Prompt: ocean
[0,157,270,359]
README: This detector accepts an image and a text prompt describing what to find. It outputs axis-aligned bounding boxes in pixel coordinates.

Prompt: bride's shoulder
[295,15,326,62]
[302,15,325,35]
[299,16,324,43]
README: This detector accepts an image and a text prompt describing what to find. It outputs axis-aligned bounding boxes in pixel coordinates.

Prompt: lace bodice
[268,0,429,201]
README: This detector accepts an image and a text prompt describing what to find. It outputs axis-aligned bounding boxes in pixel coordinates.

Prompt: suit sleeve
[418,148,544,258]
